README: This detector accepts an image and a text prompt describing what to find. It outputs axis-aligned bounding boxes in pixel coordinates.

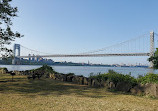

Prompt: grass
[0,74,158,111]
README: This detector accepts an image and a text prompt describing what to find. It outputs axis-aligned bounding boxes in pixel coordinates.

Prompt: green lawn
[0,74,158,111]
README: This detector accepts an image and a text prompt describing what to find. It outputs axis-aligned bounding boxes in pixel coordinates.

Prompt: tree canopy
[148,48,158,69]
[0,0,23,57]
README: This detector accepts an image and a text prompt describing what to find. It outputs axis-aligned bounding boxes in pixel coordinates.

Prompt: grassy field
[0,74,158,111]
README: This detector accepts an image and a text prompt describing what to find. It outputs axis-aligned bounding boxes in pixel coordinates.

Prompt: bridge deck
[17,53,150,58]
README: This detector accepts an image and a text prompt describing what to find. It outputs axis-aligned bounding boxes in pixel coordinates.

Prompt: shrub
[66,73,75,76]
[89,70,137,86]
[33,65,57,74]
[137,73,158,84]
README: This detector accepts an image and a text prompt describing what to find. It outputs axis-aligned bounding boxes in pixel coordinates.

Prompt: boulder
[50,73,55,79]
[78,76,84,85]
[88,78,93,86]
[13,70,21,75]
[72,76,78,83]
[108,82,116,89]
[61,74,67,81]
[19,71,25,75]
[24,70,30,75]
[100,80,108,87]
[53,74,60,80]
[115,82,133,92]
[144,83,158,98]
[83,77,88,85]
[130,84,144,95]
[72,76,79,83]
[92,79,101,87]
[67,75,74,82]
[0,68,8,74]
[58,74,64,81]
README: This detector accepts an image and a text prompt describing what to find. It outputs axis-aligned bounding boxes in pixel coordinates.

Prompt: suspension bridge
[12,31,158,67]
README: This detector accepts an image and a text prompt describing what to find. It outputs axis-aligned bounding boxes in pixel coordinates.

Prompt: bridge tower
[150,31,154,68]
[12,44,20,65]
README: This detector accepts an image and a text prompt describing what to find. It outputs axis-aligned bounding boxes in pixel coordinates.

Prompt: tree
[0,0,23,57]
[148,48,158,69]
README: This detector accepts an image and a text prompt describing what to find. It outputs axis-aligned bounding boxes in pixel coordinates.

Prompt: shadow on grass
[0,76,120,98]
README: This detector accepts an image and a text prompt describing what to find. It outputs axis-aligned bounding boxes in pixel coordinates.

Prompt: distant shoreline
[0,64,148,68]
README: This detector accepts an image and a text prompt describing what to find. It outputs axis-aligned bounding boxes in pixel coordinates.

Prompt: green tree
[148,48,158,69]
[0,0,23,57]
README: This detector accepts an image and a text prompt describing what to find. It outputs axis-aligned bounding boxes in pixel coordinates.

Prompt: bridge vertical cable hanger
[77,33,149,55]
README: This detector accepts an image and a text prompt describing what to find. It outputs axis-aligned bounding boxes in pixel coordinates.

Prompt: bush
[137,73,158,84]
[33,65,57,74]
[66,73,75,76]
[89,70,137,86]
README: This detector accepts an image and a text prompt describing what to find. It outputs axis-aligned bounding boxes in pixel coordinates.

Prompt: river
[0,65,157,78]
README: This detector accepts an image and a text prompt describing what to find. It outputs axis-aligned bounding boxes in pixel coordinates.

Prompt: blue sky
[10,0,158,65]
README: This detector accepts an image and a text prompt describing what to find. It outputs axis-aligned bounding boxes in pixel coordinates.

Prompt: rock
[0,68,8,74]
[83,77,88,85]
[108,82,116,89]
[13,70,21,75]
[58,74,64,81]
[19,71,25,75]
[24,70,30,75]
[130,83,158,97]
[100,80,107,87]
[92,79,100,87]
[144,83,158,98]
[45,73,50,78]
[67,75,74,82]
[61,74,67,81]
[130,84,144,95]
[115,82,133,92]
[88,78,93,86]
[72,76,79,84]
[53,74,60,80]
[78,76,84,85]
[50,73,55,79]
[52,74,67,81]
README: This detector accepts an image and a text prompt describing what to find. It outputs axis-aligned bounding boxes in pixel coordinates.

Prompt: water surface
[0,65,157,78]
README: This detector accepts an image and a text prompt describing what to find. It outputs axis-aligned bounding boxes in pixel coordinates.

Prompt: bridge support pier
[12,44,20,65]
[150,31,154,68]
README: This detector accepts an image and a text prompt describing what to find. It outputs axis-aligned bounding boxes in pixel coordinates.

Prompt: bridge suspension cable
[78,33,149,54]
[155,33,158,36]
[20,45,51,55]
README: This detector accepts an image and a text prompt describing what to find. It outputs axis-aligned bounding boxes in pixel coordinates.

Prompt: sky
[9,0,158,65]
